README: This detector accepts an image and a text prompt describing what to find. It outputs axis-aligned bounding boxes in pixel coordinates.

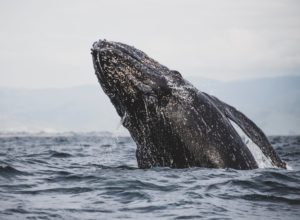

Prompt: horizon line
[1,74,299,90]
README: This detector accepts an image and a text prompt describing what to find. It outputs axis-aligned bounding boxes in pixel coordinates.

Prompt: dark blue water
[0,133,299,220]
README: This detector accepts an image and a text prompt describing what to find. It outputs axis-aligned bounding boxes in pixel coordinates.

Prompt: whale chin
[91,39,286,170]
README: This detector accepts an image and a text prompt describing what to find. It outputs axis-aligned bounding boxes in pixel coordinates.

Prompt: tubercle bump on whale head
[91,39,185,118]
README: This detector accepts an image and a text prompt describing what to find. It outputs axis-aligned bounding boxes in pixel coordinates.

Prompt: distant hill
[0,85,122,133]
[0,75,299,135]
[188,75,300,135]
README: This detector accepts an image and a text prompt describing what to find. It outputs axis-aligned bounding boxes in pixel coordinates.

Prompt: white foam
[229,119,275,168]
[286,164,293,170]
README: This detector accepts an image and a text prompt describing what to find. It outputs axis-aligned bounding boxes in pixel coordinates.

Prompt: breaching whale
[91,39,286,170]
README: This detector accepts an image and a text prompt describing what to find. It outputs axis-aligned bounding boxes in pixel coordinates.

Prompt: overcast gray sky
[0,0,299,88]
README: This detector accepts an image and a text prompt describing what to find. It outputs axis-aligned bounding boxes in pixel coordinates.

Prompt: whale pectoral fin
[202,92,286,169]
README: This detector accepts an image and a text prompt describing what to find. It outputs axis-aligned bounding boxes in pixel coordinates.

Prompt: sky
[0,0,300,88]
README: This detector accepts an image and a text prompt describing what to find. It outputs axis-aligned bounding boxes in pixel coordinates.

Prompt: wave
[241,194,300,205]
[0,164,28,176]
[0,134,299,220]
[16,187,93,195]
[90,164,138,170]
[49,151,73,158]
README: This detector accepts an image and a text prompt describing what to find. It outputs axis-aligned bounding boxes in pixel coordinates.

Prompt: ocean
[0,133,299,219]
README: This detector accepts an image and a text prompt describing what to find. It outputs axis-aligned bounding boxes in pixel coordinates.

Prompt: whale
[91,39,286,170]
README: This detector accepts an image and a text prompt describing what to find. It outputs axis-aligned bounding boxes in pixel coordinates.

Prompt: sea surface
[0,133,299,220]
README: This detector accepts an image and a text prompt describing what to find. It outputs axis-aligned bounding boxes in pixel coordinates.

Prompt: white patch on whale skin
[229,119,275,168]
[120,111,127,126]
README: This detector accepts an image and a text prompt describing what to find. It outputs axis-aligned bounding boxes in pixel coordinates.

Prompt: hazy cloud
[0,0,299,88]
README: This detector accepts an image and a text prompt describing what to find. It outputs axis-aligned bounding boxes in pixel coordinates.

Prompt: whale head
[91,40,185,123]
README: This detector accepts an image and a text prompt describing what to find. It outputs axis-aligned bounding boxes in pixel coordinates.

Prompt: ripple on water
[0,165,29,177]
[49,151,73,158]
[0,134,300,220]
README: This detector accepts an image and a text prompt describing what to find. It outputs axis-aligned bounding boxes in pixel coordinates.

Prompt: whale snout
[92,39,115,53]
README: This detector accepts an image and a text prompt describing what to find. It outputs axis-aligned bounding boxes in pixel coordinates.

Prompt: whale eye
[153,77,172,97]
